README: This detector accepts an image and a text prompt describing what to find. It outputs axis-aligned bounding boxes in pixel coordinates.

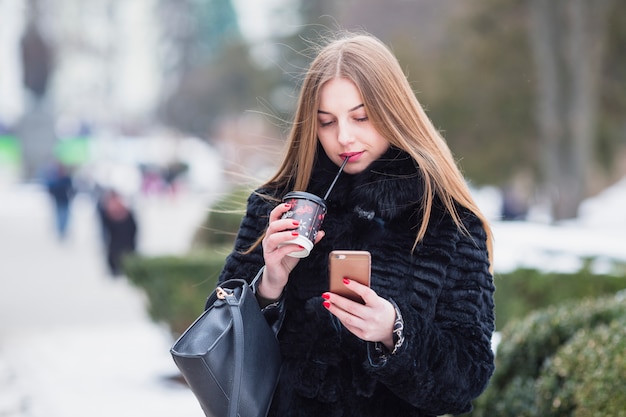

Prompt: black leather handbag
[170,276,282,417]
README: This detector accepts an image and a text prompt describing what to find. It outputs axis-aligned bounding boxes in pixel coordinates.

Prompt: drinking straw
[323,156,349,200]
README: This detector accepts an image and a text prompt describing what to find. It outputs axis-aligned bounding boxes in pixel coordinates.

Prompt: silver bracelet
[389,299,405,355]
[373,299,405,359]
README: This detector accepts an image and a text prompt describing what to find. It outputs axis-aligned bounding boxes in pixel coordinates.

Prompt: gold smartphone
[328,250,371,304]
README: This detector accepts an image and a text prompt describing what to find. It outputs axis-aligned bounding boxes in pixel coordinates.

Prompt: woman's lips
[340,151,364,162]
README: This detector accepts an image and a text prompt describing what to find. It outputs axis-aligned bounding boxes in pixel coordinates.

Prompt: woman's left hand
[322,279,397,350]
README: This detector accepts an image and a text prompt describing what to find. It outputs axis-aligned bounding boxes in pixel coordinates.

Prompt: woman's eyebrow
[317,104,364,115]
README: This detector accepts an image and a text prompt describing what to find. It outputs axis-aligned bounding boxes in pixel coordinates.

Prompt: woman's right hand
[258,203,324,300]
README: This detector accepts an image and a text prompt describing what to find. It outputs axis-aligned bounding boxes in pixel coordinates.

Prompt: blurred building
[40,0,162,130]
[0,0,27,126]
[0,0,254,183]
[0,0,164,180]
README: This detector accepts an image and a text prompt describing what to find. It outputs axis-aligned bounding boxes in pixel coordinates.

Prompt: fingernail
[291,231,299,236]
[298,245,304,249]
[343,278,350,285]
[292,220,300,226]
[284,203,291,209]
[322,293,330,300]
[322,301,331,309]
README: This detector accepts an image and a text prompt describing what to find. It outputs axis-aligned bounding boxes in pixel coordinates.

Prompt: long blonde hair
[263,31,494,267]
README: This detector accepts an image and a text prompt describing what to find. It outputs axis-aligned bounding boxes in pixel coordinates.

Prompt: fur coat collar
[305,144,425,223]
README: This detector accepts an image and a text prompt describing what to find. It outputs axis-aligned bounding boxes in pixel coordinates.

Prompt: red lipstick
[340,151,364,162]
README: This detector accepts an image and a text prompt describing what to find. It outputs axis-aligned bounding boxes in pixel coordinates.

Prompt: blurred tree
[157,0,254,138]
[597,0,626,181]
[157,0,240,72]
[528,0,614,220]
[337,0,623,220]
[160,40,280,140]
[262,5,342,121]
[336,0,535,187]
[401,1,535,188]
[194,0,240,58]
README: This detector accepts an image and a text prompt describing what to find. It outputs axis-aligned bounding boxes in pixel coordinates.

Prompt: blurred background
[1,0,624,207]
[1,1,625,417]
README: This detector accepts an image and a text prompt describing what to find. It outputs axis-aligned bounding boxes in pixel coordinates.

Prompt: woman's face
[316,78,389,174]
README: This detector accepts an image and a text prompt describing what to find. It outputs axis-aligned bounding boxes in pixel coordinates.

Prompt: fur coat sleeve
[363,205,495,416]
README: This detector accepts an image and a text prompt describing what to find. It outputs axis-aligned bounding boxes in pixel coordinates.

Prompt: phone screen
[328,250,371,303]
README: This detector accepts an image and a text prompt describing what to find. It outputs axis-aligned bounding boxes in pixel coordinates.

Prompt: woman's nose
[337,121,354,145]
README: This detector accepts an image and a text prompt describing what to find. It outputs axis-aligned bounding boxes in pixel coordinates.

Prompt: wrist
[256,269,284,301]
[380,334,394,351]
[375,299,405,356]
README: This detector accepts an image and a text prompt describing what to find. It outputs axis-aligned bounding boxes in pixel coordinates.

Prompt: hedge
[466,292,626,417]
[124,186,253,337]
[493,266,626,330]
[536,318,626,417]
[123,250,228,336]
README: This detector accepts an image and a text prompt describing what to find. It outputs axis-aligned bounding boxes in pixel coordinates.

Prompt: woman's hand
[322,279,396,349]
[258,203,325,300]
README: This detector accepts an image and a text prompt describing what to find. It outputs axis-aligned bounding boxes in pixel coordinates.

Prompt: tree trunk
[528,0,612,220]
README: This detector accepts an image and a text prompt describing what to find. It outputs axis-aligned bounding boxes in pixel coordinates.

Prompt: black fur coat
[217,146,496,417]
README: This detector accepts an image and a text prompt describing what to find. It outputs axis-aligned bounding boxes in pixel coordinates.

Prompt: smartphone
[328,250,371,304]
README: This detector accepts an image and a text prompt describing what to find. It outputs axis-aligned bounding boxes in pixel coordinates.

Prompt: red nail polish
[284,203,291,209]
[291,231,299,236]
[292,220,300,226]
[343,278,350,285]
[322,301,331,309]
[298,245,304,249]
[322,293,330,300]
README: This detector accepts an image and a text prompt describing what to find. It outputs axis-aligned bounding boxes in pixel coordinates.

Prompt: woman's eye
[355,116,369,122]
[319,120,334,127]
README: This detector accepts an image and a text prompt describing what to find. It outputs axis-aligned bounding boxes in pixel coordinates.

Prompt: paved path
[0,185,209,417]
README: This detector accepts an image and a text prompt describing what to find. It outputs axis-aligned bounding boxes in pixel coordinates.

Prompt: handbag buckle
[216,287,229,300]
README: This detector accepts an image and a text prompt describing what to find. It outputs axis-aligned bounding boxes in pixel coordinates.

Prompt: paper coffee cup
[278,191,327,258]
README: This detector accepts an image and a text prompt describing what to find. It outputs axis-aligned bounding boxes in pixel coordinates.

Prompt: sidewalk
[0,185,209,417]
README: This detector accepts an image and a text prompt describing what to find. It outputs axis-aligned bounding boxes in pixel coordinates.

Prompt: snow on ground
[473,179,626,274]
[0,185,210,417]
[0,177,624,417]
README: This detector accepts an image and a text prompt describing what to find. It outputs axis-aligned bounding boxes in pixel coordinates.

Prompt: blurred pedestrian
[100,191,137,276]
[44,162,75,240]
[501,186,527,221]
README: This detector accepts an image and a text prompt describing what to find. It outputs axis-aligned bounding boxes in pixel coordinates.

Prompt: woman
[217,31,495,417]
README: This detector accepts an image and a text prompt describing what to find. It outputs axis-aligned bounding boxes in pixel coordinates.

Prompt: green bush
[493,266,626,330]
[123,187,259,337]
[123,250,228,336]
[191,187,251,248]
[466,292,626,417]
[536,318,626,417]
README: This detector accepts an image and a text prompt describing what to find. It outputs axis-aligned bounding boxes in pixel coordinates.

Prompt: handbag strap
[223,286,245,417]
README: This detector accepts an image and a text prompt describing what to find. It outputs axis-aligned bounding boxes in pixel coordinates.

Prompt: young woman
[217,31,496,417]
